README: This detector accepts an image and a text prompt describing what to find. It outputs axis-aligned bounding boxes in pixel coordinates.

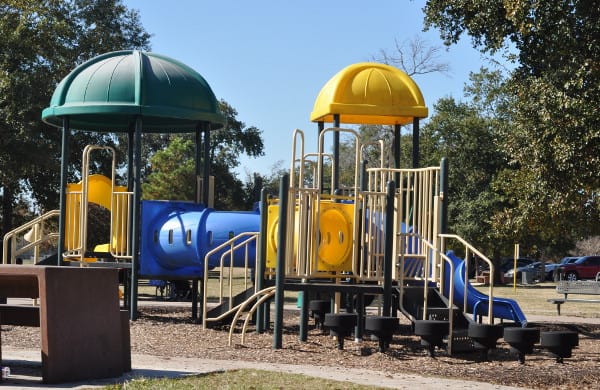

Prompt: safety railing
[63,145,133,263]
[110,190,133,260]
[357,166,441,282]
[357,188,387,281]
[285,128,362,279]
[396,234,458,353]
[439,233,495,323]
[202,231,260,329]
[2,210,60,264]
[63,188,83,259]
[228,286,276,346]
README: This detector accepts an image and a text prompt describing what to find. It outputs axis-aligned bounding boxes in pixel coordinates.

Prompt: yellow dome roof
[310,62,428,125]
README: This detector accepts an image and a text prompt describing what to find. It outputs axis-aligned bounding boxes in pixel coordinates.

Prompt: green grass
[103,369,385,390]
[475,281,600,318]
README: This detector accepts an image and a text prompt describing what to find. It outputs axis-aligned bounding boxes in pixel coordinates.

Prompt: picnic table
[0,265,130,383]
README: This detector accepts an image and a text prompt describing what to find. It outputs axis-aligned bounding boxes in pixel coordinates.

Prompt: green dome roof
[42,50,225,132]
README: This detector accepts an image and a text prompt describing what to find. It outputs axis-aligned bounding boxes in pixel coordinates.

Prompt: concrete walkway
[2,347,526,390]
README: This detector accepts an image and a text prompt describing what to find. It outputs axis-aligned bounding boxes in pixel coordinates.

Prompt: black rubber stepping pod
[309,300,331,330]
[414,320,449,357]
[323,313,357,350]
[503,327,540,364]
[468,323,504,361]
[365,316,399,352]
[540,331,579,363]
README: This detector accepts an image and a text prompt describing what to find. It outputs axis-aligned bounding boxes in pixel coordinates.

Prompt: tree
[0,0,151,236]
[142,100,265,210]
[373,35,450,77]
[424,0,600,256]
[420,69,510,256]
[142,137,196,201]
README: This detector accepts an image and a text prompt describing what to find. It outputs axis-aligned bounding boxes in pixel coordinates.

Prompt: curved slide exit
[445,251,527,327]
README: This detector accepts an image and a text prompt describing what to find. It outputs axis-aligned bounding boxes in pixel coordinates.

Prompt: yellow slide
[65,174,129,258]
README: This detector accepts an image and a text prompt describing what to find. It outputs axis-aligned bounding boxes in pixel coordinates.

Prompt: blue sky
[124,0,492,177]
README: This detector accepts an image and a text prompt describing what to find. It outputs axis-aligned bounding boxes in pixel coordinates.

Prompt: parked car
[499,257,538,274]
[557,255,600,281]
[545,256,580,281]
[504,261,545,282]
[477,257,537,283]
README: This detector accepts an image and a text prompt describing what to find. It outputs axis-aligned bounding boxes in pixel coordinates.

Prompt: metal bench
[547,276,600,315]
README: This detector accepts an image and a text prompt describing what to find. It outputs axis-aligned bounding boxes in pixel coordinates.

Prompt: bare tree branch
[373,35,451,77]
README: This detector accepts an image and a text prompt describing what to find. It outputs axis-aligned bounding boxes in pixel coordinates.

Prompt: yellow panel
[266,204,300,269]
[316,202,354,272]
[266,204,280,268]
[310,62,428,125]
[265,201,355,273]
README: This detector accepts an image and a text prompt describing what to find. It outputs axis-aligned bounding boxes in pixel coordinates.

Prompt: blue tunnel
[139,200,260,279]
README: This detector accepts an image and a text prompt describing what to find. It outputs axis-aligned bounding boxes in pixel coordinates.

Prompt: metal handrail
[3,210,60,264]
[202,231,260,329]
[439,233,495,323]
[406,235,456,353]
[227,286,276,346]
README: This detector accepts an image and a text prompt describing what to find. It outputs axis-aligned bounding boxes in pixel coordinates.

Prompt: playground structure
[2,51,575,362]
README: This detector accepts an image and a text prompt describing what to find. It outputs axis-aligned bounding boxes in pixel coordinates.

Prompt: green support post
[299,288,309,342]
[256,188,269,333]
[129,116,142,320]
[273,174,289,349]
[394,123,401,185]
[333,114,340,192]
[412,118,420,168]
[383,180,396,317]
[57,117,70,265]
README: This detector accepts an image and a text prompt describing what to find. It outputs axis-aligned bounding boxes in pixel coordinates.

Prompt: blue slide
[445,251,527,327]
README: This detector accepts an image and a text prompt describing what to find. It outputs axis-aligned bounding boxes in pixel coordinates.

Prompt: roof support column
[333,114,340,193]
[191,123,204,321]
[195,124,202,203]
[129,116,142,320]
[394,123,401,186]
[202,122,211,205]
[57,117,70,265]
[412,118,420,168]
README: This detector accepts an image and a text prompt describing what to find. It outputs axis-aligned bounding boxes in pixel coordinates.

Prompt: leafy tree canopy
[142,100,265,210]
[424,0,600,255]
[0,0,150,233]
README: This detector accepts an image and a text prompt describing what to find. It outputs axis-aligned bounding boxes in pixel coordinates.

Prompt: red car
[558,255,600,281]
